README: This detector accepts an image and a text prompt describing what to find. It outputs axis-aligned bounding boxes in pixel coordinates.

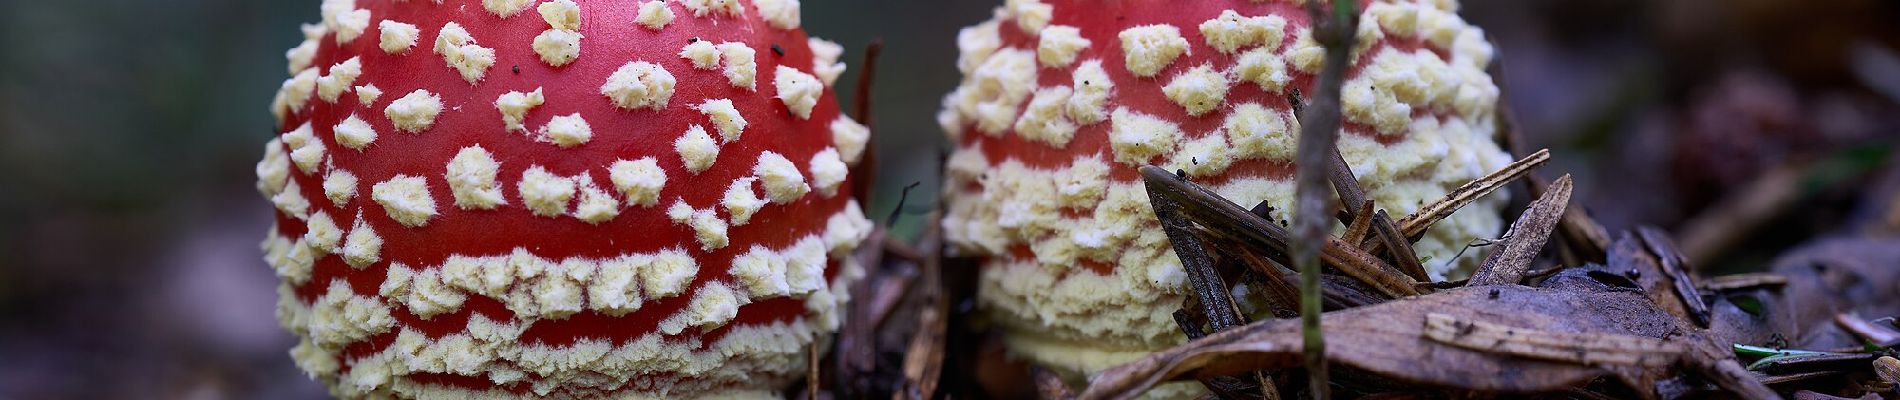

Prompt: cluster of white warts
[271,0,862,232]
[259,0,876,397]
[937,0,1515,390]
[261,205,871,397]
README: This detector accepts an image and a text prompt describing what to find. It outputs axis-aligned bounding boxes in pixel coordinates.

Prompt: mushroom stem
[1292,0,1360,398]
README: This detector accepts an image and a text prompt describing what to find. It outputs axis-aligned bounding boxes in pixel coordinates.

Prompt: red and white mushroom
[937,0,1514,396]
[256,0,873,397]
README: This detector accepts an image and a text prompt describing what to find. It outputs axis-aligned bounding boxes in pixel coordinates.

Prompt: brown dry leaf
[1079,285,1770,400]
[1708,238,1900,350]
[1599,232,1703,325]
[1468,175,1574,286]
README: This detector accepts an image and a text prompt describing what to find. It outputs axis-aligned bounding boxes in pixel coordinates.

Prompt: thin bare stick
[1369,210,1430,282]
[1697,273,1789,292]
[1296,86,1426,291]
[1835,314,1900,346]
[1294,0,1360,397]
[1398,149,1551,239]
[1229,243,1381,310]
[1342,201,1374,245]
[1754,370,1842,385]
[808,340,821,400]
[897,306,945,400]
[1468,175,1573,286]
[1686,343,1781,400]
[1327,148,1369,225]
[1635,227,1712,327]
[1218,239,1304,312]
[1285,92,1367,229]
[896,211,946,400]
[884,239,925,263]
[868,273,917,330]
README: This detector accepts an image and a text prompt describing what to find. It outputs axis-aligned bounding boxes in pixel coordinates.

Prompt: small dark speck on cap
[771,44,785,56]
[512,65,521,74]
[689,37,701,43]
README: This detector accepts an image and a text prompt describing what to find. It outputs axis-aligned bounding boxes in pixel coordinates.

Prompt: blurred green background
[2,0,1897,398]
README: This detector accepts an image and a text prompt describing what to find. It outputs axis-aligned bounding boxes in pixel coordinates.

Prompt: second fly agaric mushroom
[938,0,1514,396]
[257,0,872,397]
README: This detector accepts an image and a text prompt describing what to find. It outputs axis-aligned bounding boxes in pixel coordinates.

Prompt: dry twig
[896,212,947,400]
[1342,200,1374,245]
[1368,210,1429,282]
[1755,370,1844,385]
[1699,273,1791,292]
[1637,227,1712,328]
[1834,314,1900,347]
[1397,149,1552,240]
[808,340,821,400]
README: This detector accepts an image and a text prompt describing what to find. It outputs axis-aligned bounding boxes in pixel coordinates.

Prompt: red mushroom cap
[256,0,872,397]
[937,0,1514,394]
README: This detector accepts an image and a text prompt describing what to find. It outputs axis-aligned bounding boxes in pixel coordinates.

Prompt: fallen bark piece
[1422,313,1683,367]
[1468,175,1574,286]
[1079,285,1775,400]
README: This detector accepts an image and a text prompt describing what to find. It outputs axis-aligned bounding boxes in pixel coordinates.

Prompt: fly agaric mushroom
[938,0,1514,396]
[256,0,872,397]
